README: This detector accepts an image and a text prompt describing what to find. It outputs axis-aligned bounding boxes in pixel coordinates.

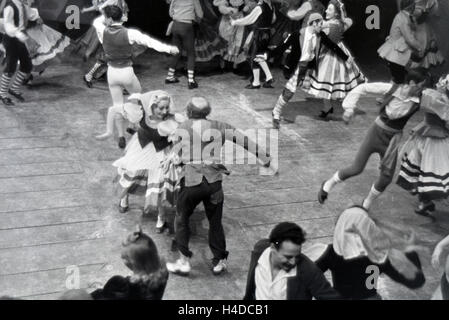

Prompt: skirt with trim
[112,135,180,209]
[304,42,366,100]
[191,22,227,62]
[27,24,71,66]
[397,135,449,200]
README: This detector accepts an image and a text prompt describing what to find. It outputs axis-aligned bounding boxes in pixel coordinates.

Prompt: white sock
[362,185,382,210]
[120,196,128,207]
[323,172,342,193]
[259,61,273,81]
[252,69,261,86]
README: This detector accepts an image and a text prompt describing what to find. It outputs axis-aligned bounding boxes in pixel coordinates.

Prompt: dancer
[165,0,203,89]
[214,0,247,68]
[317,71,428,210]
[377,0,422,104]
[0,0,42,105]
[314,206,425,300]
[303,0,366,119]
[81,0,129,88]
[230,0,276,89]
[113,91,183,233]
[410,0,445,70]
[397,75,449,218]
[268,0,302,49]
[91,226,169,300]
[166,96,276,276]
[271,13,351,129]
[286,0,325,45]
[93,5,178,149]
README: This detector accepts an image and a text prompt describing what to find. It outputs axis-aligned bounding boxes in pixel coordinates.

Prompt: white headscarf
[333,207,391,264]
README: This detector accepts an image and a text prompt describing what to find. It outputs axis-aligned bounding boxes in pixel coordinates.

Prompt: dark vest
[103,25,133,68]
[301,0,325,30]
[137,113,172,151]
[3,0,27,28]
[379,103,420,131]
[254,2,273,29]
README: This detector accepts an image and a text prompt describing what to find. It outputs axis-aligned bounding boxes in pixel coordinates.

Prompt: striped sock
[272,95,287,120]
[0,74,12,98]
[166,68,176,80]
[85,62,102,82]
[188,70,194,83]
[10,71,27,94]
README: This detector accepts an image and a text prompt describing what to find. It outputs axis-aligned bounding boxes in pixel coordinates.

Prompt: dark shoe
[126,128,136,135]
[0,96,14,106]
[188,81,198,90]
[263,79,275,88]
[415,202,436,218]
[317,181,328,204]
[156,222,168,234]
[118,201,129,213]
[83,75,93,88]
[165,77,179,84]
[245,83,261,89]
[318,107,334,119]
[23,74,33,85]
[118,137,126,149]
[8,90,25,102]
[123,89,129,96]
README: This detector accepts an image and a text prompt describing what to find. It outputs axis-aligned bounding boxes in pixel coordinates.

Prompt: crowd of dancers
[1,0,449,300]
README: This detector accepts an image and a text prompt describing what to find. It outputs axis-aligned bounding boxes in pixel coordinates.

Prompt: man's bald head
[186,96,212,119]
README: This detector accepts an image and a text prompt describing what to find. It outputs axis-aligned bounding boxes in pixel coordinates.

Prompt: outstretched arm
[127,29,179,55]
[342,82,393,122]
[231,5,262,26]
[287,1,312,21]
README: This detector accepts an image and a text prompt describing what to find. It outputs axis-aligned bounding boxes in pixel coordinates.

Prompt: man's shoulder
[253,239,271,253]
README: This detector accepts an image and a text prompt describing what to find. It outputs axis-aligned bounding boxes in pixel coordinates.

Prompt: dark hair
[122,229,161,274]
[269,222,306,249]
[103,5,123,22]
[328,0,343,20]
[405,68,431,86]
[400,0,415,11]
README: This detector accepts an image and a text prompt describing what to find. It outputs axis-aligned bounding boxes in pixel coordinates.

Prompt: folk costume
[0,0,40,105]
[318,81,422,210]
[231,0,276,89]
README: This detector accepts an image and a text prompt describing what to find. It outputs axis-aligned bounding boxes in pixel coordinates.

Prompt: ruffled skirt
[305,42,366,100]
[397,135,449,200]
[113,135,180,209]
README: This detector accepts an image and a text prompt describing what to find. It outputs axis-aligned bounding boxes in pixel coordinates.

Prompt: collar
[392,85,420,103]
[257,248,297,280]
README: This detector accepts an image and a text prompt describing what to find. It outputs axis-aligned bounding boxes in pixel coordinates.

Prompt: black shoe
[317,181,328,204]
[165,77,180,84]
[415,202,436,218]
[126,128,136,135]
[118,137,126,149]
[188,81,198,90]
[245,83,261,89]
[118,200,129,213]
[23,74,33,85]
[8,90,25,102]
[263,79,275,88]
[123,89,129,96]
[0,96,14,106]
[83,75,93,88]
[318,107,334,119]
[156,222,168,234]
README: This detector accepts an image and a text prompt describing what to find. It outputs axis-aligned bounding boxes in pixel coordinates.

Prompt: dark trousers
[338,123,397,192]
[170,21,195,71]
[3,35,32,76]
[175,178,228,262]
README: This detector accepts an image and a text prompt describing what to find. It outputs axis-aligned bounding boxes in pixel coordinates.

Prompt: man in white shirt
[0,0,42,105]
[93,5,179,149]
[244,222,340,300]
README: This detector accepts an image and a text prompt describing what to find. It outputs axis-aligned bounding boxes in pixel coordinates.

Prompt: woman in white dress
[113,91,184,233]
